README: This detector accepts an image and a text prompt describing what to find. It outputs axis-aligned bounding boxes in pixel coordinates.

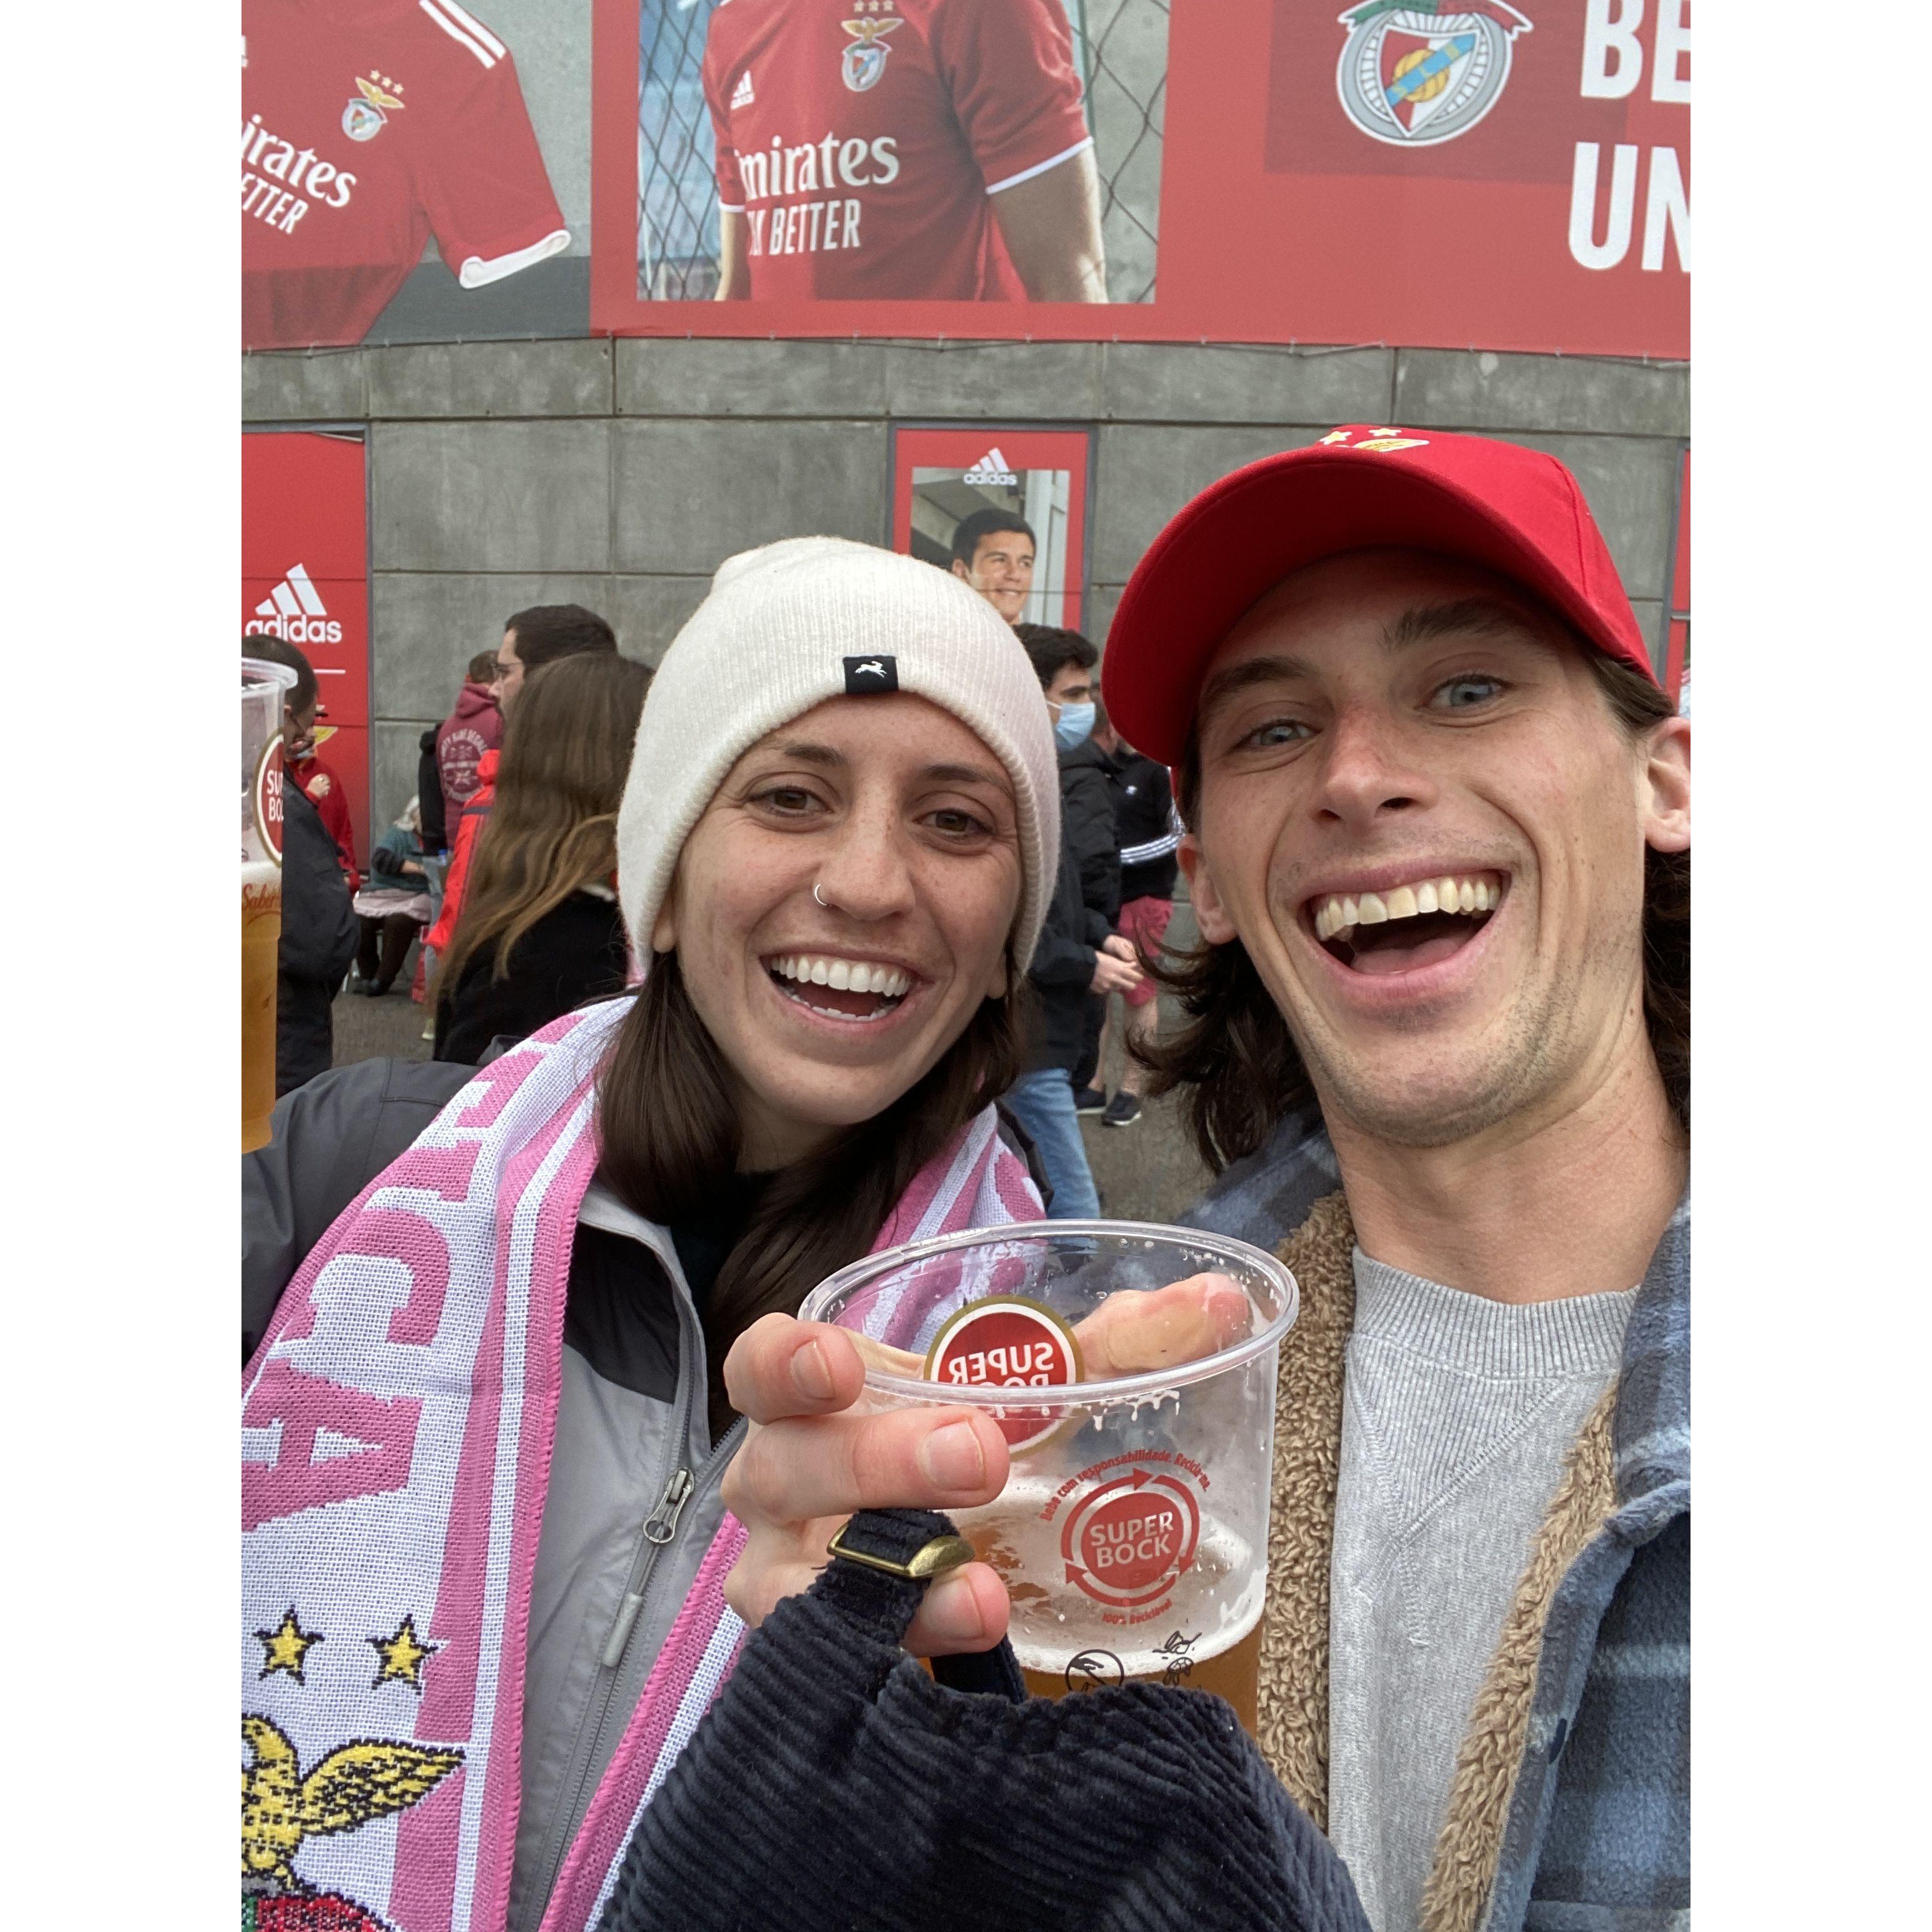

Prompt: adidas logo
[962,447,1019,487]
[730,69,755,109]
[251,563,343,645]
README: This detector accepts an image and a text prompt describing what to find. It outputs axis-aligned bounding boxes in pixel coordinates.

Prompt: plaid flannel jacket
[1188,1115,1691,1932]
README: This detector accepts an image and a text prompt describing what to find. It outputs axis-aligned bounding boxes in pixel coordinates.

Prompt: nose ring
[813,882,828,908]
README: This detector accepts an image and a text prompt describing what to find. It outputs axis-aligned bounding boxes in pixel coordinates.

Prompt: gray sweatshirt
[1326,1251,1639,1932]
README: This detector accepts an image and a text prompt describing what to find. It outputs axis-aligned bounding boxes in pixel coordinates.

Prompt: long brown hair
[597,952,1030,1438]
[435,653,651,1003]
[1142,650,1690,1172]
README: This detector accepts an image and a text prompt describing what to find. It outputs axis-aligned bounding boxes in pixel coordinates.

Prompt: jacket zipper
[529,1251,741,1924]
[599,1468,695,1667]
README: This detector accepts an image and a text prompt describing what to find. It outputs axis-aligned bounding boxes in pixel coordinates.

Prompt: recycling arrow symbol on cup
[1060,1467,1203,1609]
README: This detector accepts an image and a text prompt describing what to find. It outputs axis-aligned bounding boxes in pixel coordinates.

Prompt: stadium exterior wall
[242,338,1689,831]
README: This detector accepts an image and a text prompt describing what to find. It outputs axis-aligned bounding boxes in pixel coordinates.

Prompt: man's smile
[1302,869,1507,977]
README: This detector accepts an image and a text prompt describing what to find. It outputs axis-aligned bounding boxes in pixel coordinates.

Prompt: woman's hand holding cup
[720,1313,1014,1657]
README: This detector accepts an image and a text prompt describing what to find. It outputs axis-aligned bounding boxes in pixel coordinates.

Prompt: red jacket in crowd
[435,679,503,830]
[424,747,496,954]
[293,748,359,892]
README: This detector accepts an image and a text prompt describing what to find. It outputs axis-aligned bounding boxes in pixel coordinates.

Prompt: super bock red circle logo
[254,738,285,864]
[1060,1467,1202,1609]
[923,1296,1082,1452]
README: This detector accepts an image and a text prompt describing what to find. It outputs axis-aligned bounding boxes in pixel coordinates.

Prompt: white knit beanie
[618,537,1061,969]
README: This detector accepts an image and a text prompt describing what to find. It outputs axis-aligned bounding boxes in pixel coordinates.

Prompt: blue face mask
[1054,700,1096,750]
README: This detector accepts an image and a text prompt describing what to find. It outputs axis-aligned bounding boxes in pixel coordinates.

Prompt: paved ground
[330,908,1214,1227]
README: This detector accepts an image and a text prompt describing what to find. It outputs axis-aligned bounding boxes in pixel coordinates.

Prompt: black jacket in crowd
[1057,735,1122,927]
[1106,746,1181,903]
[417,726,448,852]
[433,888,631,1067]
[276,781,358,1099]
[1023,838,1110,1074]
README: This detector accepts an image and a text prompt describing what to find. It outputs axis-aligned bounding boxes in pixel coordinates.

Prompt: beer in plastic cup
[242,659,296,1152]
[801,1221,1298,1733]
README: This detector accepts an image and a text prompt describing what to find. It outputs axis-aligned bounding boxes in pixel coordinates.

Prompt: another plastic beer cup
[242,658,295,1152]
[801,1221,1297,1733]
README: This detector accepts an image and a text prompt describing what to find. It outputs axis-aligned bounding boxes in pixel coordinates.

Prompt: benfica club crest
[841,16,902,93]
[1335,3,1532,147]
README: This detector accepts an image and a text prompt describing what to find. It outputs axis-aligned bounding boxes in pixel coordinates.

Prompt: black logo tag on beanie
[843,656,898,694]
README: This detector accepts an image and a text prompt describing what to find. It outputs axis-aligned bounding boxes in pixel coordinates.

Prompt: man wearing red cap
[1099,424,1690,1931]
[714,427,1689,1932]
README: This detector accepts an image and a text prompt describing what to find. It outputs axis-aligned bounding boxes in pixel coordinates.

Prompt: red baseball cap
[1102,425,1657,765]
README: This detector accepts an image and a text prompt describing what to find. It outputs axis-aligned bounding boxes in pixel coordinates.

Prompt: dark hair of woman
[597,951,1030,1438]
[1140,646,1689,1175]
[435,652,652,1004]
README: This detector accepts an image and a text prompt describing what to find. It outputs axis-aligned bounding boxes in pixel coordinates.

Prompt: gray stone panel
[618,338,887,417]
[372,719,437,830]
[370,572,618,719]
[1089,424,1333,584]
[605,576,714,666]
[885,342,1104,421]
[1492,432,1680,601]
[611,420,888,572]
[1395,350,1689,439]
[243,350,367,423]
[370,420,613,572]
[365,340,613,419]
[1102,345,1393,425]
[1084,582,1126,647]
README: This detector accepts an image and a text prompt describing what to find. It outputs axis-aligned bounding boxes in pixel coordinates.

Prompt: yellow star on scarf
[257,1607,323,1684]
[369,1614,439,1691]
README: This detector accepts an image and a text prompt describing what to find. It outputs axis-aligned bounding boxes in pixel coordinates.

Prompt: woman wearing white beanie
[241,537,1071,1932]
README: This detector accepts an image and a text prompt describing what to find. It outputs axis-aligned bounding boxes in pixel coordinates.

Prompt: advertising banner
[242,432,372,869]
[891,428,1093,630]
[243,1,1687,356]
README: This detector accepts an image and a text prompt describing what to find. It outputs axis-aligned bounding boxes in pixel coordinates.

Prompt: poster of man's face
[637,0,1169,305]
[893,429,1091,629]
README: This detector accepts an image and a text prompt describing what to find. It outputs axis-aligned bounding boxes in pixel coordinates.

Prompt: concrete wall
[243,337,1688,827]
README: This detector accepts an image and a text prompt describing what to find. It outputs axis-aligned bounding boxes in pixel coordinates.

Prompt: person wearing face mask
[242,539,1074,1932]
[992,623,1139,1216]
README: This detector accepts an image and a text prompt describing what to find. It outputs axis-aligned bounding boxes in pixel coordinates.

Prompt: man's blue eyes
[1435,677,1503,708]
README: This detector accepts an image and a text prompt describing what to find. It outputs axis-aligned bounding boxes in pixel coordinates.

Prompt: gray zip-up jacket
[244,1057,743,1932]
[244,1052,1047,1932]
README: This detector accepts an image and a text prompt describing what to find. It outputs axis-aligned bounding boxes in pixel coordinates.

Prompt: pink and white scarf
[242,999,1038,1932]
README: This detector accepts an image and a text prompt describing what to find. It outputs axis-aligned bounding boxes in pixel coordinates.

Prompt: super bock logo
[841,17,902,92]
[1335,1,1532,148]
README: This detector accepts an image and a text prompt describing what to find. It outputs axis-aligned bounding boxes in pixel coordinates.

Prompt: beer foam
[242,859,282,892]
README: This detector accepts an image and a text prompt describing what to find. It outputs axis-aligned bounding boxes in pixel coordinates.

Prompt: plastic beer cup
[800,1221,1298,1734]
[242,658,296,1152]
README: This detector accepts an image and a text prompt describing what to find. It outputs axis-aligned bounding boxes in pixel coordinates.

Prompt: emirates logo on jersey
[840,14,902,92]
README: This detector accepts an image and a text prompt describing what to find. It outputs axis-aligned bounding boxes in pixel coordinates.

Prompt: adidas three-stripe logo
[962,447,1020,487]
[731,70,755,109]
[251,564,343,645]
[419,0,507,70]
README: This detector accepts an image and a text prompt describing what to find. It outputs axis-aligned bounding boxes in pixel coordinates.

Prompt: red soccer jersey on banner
[701,0,1092,301]
[242,0,569,349]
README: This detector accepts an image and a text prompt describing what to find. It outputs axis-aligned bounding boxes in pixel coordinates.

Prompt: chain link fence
[636,0,1168,305]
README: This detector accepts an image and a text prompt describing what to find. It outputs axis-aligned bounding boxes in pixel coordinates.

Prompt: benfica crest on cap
[1335,2,1532,148]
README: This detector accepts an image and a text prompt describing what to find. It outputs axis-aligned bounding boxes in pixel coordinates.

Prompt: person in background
[1002,624,1137,1215]
[950,509,1036,626]
[417,726,449,855]
[436,648,504,833]
[1016,623,1121,1115]
[433,653,652,1065]
[242,634,357,1096]
[282,701,358,890]
[350,797,434,997]
[422,604,619,972]
[1087,698,1180,1129]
